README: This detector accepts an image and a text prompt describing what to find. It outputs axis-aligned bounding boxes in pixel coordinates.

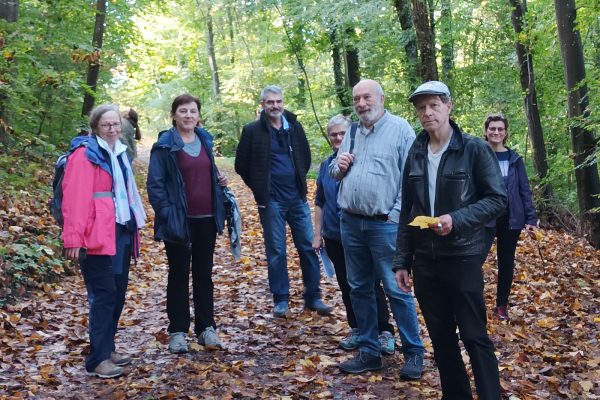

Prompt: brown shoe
[86,359,124,379]
[494,305,509,321]
[111,351,132,366]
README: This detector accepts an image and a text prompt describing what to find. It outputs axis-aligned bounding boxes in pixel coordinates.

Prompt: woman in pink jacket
[61,104,146,378]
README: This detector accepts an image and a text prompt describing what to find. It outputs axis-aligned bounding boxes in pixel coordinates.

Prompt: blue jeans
[258,199,321,304]
[341,212,424,357]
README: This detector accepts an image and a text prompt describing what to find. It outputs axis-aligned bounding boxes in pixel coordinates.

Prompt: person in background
[330,79,424,377]
[482,113,538,321]
[62,104,146,378]
[394,81,507,398]
[147,94,227,354]
[120,108,142,160]
[235,85,333,318]
[313,114,397,355]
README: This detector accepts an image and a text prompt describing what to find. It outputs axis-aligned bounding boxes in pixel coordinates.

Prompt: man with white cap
[393,81,507,399]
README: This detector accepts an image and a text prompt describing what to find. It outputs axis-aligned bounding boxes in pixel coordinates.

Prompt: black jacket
[235,110,311,206]
[147,126,225,244]
[393,120,507,271]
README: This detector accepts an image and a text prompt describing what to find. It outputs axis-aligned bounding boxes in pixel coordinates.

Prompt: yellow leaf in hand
[408,216,440,229]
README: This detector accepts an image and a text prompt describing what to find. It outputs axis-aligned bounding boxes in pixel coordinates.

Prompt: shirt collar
[358,110,389,134]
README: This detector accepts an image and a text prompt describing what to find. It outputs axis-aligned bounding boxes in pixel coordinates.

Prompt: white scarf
[96,136,147,228]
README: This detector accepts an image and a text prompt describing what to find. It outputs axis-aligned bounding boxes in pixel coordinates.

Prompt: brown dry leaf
[408,215,440,229]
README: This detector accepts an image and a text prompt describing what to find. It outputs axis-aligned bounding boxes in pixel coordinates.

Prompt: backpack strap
[349,122,358,154]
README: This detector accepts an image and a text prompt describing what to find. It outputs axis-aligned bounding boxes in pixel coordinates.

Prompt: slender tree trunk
[410,0,438,81]
[0,0,18,150]
[205,1,220,98]
[329,29,351,114]
[392,0,419,88]
[227,4,235,65]
[81,0,106,117]
[345,27,361,88]
[440,0,454,80]
[555,0,600,247]
[509,0,553,203]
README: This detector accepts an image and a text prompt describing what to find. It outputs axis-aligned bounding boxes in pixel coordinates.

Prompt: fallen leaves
[408,216,439,229]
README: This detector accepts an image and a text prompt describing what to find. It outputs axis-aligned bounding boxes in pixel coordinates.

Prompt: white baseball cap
[408,81,451,102]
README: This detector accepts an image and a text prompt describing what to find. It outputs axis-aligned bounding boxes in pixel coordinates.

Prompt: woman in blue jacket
[482,113,538,321]
[147,94,227,353]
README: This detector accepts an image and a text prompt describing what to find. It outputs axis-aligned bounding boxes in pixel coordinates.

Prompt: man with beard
[329,79,424,377]
[235,85,333,318]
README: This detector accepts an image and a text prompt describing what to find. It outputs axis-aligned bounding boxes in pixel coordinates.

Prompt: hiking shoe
[110,351,132,366]
[339,350,383,374]
[305,299,334,316]
[379,331,395,356]
[273,302,289,318]
[198,327,223,350]
[339,328,360,351]
[400,353,424,380]
[168,332,189,354]
[86,359,124,379]
[494,305,509,321]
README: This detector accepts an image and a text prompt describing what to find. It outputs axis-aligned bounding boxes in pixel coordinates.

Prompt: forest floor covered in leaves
[1,141,599,399]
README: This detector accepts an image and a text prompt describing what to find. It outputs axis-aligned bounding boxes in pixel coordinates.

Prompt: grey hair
[439,95,451,104]
[327,115,352,133]
[260,85,283,101]
[89,104,121,133]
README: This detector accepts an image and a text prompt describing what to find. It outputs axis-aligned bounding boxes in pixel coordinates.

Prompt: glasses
[99,122,121,130]
[328,131,346,138]
[487,127,506,132]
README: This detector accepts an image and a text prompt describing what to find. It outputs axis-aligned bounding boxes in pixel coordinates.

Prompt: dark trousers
[165,217,217,336]
[484,220,521,307]
[112,226,131,341]
[81,255,116,372]
[324,237,394,334]
[413,255,500,400]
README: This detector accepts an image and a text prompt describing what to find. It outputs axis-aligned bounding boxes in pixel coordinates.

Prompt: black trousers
[484,219,522,307]
[165,217,217,336]
[324,237,394,334]
[413,255,500,400]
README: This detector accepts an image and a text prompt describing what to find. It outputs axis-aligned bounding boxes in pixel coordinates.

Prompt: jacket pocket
[85,197,114,253]
[165,205,188,243]
[441,171,468,204]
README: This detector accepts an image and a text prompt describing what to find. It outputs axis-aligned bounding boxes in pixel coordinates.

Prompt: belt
[344,210,388,221]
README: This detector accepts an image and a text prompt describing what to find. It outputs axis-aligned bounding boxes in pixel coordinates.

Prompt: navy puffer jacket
[147,126,225,244]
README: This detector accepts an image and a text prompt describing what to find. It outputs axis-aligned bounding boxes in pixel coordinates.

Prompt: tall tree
[0,0,18,149]
[329,29,351,114]
[204,1,221,98]
[410,0,438,81]
[508,0,553,202]
[555,0,600,247]
[81,0,106,117]
[392,0,419,88]
[344,27,361,88]
[439,0,453,80]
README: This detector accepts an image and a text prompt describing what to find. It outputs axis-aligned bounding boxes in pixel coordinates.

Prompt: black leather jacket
[393,120,507,271]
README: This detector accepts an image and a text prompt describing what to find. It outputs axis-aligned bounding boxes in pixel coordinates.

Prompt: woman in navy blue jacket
[482,113,538,321]
[147,94,227,353]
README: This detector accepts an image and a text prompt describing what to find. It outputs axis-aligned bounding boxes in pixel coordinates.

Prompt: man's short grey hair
[260,85,283,101]
[327,115,352,133]
[89,104,120,132]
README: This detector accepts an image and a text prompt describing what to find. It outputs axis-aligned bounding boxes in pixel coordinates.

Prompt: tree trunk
[392,0,419,88]
[509,0,554,203]
[0,0,18,150]
[345,27,361,88]
[205,1,220,98]
[81,0,106,117]
[410,0,438,81]
[555,0,600,247]
[329,29,351,114]
[227,4,235,65]
[0,0,18,21]
[440,0,453,80]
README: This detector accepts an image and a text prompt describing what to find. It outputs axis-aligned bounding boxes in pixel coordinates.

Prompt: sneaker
[494,305,509,321]
[400,353,423,380]
[273,302,289,318]
[198,327,223,350]
[110,351,132,366]
[379,331,395,356]
[305,299,334,316]
[339,350,383,374]
[168,332,189,354]
[86,359,124,379]
[339,328,360,351]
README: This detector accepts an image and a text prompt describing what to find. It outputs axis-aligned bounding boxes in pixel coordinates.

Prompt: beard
[356,102,384,126]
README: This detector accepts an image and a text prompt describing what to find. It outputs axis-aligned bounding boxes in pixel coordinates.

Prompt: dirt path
[0,138,598,399]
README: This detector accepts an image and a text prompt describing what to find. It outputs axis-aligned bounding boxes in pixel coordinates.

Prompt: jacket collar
[153,126,212,152]
[412,119,464,154]
[260,109,297,132]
